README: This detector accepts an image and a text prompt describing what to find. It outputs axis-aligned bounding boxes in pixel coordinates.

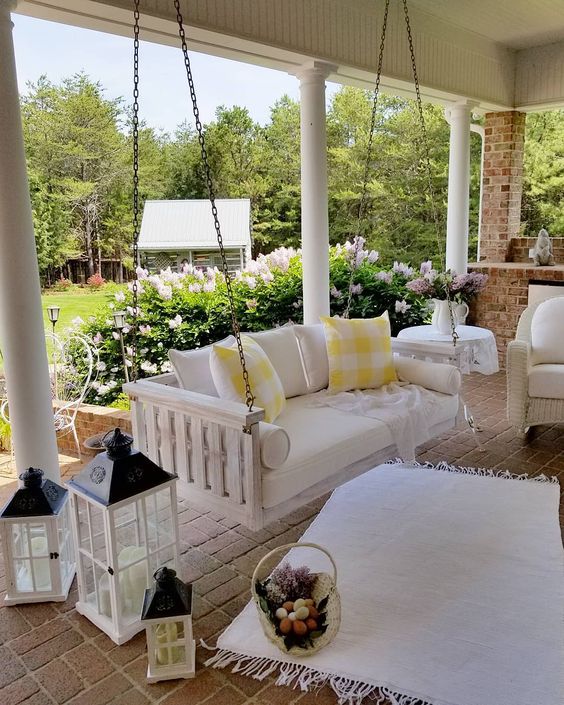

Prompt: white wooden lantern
[141,567,195,683]
[67,428,179,645]
[0,468,75,605]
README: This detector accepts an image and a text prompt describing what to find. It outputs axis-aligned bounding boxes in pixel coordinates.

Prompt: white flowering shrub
[77,242,428,405]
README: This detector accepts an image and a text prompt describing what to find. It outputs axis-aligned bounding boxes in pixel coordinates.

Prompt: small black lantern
[141,567,195,682]
[0,468,75,605]
[67,429,179,644]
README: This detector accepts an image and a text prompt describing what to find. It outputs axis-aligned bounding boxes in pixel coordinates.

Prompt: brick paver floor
[0,371,562,705]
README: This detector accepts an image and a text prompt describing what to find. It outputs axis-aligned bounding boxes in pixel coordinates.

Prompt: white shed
[138,198,252,273]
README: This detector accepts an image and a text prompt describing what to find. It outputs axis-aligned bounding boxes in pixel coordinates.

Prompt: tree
[522,110,564,236]
[56,74,126,277]
[327,88,482,265]
[21,74,130,279]
[256,96,302,251]
[21,77,77,279]
[163,122,207,200]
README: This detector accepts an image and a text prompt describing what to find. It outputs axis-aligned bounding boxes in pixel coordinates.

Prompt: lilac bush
[75,240,431,405]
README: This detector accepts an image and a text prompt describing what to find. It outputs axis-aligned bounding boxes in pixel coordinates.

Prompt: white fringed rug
[206,462,563,705]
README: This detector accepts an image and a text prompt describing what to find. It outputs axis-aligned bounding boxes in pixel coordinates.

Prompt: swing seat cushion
[321,316,397,394]
[210,335,286,423]
[260,388,459,508]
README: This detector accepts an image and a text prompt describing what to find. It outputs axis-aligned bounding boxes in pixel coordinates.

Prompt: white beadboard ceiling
[409,0,564,50]
[14,0,564,110]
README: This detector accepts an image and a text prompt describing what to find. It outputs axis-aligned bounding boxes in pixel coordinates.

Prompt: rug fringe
[205,648,430,705]
[387,458,559,484]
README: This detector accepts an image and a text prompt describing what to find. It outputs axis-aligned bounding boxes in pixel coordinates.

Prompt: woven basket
[251,542,341,656]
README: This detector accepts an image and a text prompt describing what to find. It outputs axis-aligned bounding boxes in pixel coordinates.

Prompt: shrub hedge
[77,241,429,405]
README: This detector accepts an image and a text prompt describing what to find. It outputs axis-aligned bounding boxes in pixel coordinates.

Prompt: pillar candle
[156,622,180,665]
[30,536,51,590]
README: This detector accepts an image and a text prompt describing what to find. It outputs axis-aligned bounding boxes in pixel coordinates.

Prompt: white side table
[395,325,500,443]
[396,325,499,375]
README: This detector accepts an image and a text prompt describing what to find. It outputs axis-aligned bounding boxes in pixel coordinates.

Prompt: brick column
[479,111,525,262]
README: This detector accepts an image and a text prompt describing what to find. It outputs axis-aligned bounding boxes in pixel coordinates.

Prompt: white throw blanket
[310,383,440,460]
[207,462,563,705]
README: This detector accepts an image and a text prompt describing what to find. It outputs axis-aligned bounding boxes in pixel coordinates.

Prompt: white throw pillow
[293,324,329,393]
[246,325,308,398]
[169,336,235,396]
[530,297,564,365]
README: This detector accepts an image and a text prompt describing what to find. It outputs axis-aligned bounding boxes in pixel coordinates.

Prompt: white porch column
[0,2,60,481]
[445,101,475,274]
[295,61,334,324]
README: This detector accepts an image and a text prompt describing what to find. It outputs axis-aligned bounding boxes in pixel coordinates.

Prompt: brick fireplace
[469,261,564,364]
[469,110,563,364]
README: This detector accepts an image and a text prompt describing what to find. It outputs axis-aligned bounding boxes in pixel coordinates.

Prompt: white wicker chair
[507,296,564,435]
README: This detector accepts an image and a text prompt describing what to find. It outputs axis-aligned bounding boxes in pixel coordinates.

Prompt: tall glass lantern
[141,567,195,682]
[0,468,75,605]
[67,428,179,645]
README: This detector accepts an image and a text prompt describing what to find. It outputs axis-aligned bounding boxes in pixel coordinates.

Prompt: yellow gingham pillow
[320,315,397,393]
[209,335,285,423]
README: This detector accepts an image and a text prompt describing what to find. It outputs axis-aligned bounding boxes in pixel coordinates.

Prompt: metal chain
[172,0,254,410]
[344,0,390,320]
[401,0,458,347]
[131,0,140,381]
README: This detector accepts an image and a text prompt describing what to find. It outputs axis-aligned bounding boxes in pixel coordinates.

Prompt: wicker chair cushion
[528,364,564,399]
[530,297,564,364]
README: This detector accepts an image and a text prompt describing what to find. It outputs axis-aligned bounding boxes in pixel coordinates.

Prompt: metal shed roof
[138,199,251,251]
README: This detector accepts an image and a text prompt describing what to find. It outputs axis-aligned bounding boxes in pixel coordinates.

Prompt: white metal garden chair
[1,332,97,460]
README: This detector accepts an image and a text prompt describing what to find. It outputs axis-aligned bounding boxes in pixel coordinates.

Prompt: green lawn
[41,290,114,332]
[0,290,113,375]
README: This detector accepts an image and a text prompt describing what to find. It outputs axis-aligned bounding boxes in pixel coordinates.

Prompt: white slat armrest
[123,380,265,428]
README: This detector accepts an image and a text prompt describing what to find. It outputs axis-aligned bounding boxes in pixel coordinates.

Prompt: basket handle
[251,542,337,601]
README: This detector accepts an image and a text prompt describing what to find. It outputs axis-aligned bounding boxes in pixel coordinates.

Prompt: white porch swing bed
[124,332,461,531]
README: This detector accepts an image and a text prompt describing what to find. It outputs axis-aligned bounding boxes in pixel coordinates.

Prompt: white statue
[532,228,555,266]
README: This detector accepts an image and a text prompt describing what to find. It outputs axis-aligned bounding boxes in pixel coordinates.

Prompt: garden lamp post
[112,310,129,383]
[47,305,60,333]
[47,306,60,398]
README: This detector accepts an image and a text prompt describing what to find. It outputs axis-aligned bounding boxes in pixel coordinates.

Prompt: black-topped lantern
[0,468,75,605]
[141,567,195,682]
[67,428,179,644]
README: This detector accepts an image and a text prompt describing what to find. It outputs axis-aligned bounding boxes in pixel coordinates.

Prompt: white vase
[431,299,456,335]
[454,302,469,326]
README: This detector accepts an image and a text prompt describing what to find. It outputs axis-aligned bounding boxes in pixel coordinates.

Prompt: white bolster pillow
[394,357,461,396]
[259,422,291,470]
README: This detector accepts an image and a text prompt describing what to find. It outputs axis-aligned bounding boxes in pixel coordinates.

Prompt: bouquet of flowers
[406,262,488,303]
